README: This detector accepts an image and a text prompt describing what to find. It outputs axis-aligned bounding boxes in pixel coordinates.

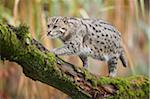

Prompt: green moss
[0,23,149,99]
[81,68,97,87]
[97,76,150,98]
[0,23,20,60]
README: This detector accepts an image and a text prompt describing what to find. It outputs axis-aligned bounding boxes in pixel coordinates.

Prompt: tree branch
[0,23,149,99]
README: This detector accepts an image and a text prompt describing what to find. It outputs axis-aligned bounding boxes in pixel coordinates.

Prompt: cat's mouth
[47,31,62,38]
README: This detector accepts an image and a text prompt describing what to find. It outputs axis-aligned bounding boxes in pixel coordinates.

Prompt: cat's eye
[53,25,57,29]
[60,28,66,33]
[47,25,50,28]
[61,28,66,30]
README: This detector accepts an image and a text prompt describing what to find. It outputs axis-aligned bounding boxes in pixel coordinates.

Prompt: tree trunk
[0,23,149,99]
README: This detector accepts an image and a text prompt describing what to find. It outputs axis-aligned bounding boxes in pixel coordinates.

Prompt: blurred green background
[0,0,149,99]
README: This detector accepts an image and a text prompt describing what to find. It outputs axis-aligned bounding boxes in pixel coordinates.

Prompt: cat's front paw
[50,49,57,54]
[50,48,62,55]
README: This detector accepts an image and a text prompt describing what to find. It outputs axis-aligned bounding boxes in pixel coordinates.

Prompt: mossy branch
[0,23,149,99]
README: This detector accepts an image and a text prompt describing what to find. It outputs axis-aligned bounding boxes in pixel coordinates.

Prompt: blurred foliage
[0,0,149,99]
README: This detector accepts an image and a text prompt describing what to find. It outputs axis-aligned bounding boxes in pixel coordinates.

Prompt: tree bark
[0,23,149,99]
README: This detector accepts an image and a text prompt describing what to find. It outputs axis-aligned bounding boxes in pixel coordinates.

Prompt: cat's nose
[47,31,51,36]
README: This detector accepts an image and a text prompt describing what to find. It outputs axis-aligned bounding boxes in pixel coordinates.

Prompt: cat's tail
[119,41,135,75]
[119,49,128,67]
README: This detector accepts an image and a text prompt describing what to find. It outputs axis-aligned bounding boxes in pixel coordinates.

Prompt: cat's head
[47,16,69,39]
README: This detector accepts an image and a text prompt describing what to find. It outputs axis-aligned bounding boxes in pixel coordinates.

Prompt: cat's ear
[48,16,58,22]
[48,17,52,22]
[62,17,68,24]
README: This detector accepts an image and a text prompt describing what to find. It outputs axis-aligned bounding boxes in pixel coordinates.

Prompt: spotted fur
[47,16,128,77]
